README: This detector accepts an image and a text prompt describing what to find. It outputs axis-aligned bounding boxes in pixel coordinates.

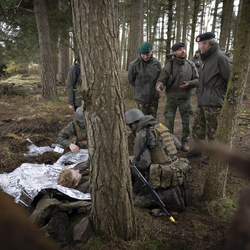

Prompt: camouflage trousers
[192,106,221,141]
[135,100,158,119]
[164,98,193,144]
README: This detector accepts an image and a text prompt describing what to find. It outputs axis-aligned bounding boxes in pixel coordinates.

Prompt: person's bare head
[57,169,82,188]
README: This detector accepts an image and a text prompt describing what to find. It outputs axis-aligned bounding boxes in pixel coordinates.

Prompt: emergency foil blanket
[0,149,90,207]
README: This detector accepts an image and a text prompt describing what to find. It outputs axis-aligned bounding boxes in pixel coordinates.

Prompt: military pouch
[149,159,190,189]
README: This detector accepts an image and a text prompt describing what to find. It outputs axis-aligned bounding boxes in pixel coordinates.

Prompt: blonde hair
[57,169,76,188]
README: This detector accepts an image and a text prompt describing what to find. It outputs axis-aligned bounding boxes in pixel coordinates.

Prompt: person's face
[70,169,82,186]
[195,52,199,57]
[198,41,210,54]
[173,47,186,59]
[140,50,153,62]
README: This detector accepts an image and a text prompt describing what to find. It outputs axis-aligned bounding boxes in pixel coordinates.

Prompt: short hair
[201,38,217,46]
[57,169,76,188]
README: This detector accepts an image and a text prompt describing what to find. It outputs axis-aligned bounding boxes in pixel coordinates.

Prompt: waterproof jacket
[128,56,162,103]
[66,60,82,107]
[57,121,87,148]
[190,55,202,74]
[197,43,232,107]
[156,55,199,100]
[131,116,180,172]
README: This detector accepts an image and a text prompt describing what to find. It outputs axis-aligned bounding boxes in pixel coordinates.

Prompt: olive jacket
[128,56,162,103]
[197,43,232,107]
[156,55,199,100]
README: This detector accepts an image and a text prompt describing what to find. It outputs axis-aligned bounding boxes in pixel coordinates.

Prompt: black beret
[138,42,152,54]
[196,32,215,42]
[171,42,185,51]
[195,50,200,53]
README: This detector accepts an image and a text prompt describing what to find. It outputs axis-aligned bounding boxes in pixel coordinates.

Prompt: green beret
[172,42,185,51]
[196,32,215,42]
[138,42,152,54]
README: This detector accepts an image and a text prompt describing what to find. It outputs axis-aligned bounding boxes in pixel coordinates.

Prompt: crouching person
[57,107,87,153]
[125,108,192,213]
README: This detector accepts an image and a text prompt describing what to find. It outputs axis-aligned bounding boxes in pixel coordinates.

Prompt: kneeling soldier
[125,108,192,212]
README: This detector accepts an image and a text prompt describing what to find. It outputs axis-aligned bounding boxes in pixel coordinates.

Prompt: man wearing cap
[128,41,162,118]
[185,32,232,164]
[190,50,202,74]
[156,42,199,152]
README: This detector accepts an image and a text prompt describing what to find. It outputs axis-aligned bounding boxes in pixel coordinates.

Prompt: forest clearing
[0,73,250,249]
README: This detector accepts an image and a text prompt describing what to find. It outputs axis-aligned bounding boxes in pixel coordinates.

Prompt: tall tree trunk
[166,0,174,56]
[199,0,205,34]
[202,0,250,201]
[219,0,235,48]
[182,0,189,45]
[212,0,219,33]
[122,24,128,70]
[188,0,201,59]
[176,0,181,42]
[71,0,136,239]
[120,2,127,68]
[33,0,58,100]
[126,0,144,99]
[159,8,165,65]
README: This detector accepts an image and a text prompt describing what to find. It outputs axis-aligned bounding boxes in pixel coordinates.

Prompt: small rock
[73,217,92,243]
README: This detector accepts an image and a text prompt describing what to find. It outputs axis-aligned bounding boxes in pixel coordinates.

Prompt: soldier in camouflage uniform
[185,32,232,164]
[156,42,199,152]
[57,107,87,153]
[126,108,192,213]
[128,41,162,118]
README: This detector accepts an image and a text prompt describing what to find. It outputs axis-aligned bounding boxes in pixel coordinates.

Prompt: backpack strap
[135,127,150,162]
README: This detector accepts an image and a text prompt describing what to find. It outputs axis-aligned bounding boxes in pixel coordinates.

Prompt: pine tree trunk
[166,0,174,55]
[126,0,144,99]
[176,0,181,42]
[71,0,136,239]
[212,0,219,33]
[202,0,250,201]
[33,0,58,101]
[182,0,189,45]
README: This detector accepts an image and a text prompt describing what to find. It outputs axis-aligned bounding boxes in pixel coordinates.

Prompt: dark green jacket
[190,54,202,74]
[198,43,232,107]
[66,60,82,107]
[128,56,162,103]
[57,121,87,148]
[156,55,199,100]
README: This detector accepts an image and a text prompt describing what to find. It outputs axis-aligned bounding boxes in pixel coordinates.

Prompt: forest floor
[0,72,250,250]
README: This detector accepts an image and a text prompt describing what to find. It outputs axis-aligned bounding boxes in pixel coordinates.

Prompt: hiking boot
[185,149,202,158]
[181,143,189,152]
[180,180,193,207]
[202,156,210,164]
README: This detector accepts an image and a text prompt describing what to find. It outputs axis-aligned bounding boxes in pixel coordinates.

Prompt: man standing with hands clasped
[156,42,199,152]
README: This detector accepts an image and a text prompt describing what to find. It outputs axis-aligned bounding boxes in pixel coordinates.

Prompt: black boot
[180,180,193,207]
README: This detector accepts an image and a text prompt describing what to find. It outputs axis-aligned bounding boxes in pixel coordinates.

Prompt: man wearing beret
[128,41,162,118]
[185,32,232,164]
[156,42,199,152]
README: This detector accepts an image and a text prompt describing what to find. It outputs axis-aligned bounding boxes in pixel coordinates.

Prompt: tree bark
[126,0,144,99]
[176,0,181,42]
[33,0,58,100]
[166,0,174,56]
[202,0,250,201]
[219,0,235,48]
[188,0,201,59]
[212,0,219,33]
[182,0,189,45]
[71,0,136,239]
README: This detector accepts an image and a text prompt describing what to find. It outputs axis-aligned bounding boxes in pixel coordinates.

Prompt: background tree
[71,0,136,239]
[126,0,144,99]
[202,0,250,201]
[33,0,58,100]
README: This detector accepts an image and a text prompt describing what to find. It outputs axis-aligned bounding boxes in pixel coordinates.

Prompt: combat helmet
[125,108,144,125]
[74,107,84,123]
